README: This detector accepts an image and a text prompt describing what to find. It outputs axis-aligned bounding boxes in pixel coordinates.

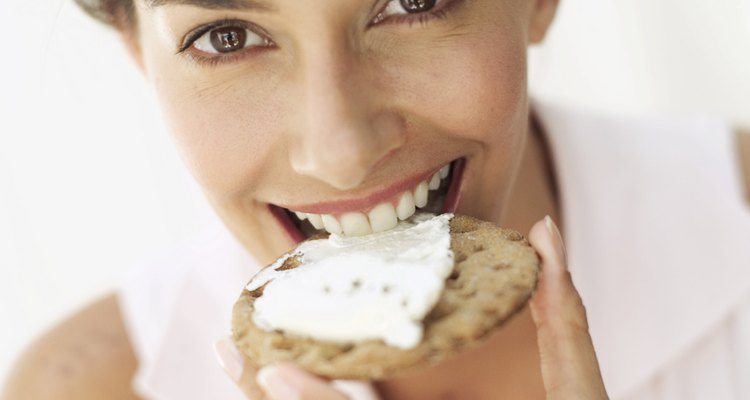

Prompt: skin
[1,296,140,400]
[3,0,750,396]
[131,0,555,264]
[126,1,570,396]
[739,128,750,204]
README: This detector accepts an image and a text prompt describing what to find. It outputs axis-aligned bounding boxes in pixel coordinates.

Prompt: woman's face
[132,0,556,264]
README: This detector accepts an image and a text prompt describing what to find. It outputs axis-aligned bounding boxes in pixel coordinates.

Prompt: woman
[3,0,749,399]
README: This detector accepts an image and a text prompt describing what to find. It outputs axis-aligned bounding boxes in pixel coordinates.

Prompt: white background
[1,0,749,386]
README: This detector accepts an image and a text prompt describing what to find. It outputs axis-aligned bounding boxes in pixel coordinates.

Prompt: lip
[270,158,466,244]
[277,164,446,216]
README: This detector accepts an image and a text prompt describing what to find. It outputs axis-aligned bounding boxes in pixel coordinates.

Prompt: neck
[500,114,561,236]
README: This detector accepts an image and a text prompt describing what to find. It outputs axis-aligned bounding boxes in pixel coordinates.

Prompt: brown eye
[210,27,247,53]
[192,25,268,55]
[399,0,436,13]
[376,0,439,21]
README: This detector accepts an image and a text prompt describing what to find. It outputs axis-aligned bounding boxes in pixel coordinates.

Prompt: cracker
[232,214,539,380]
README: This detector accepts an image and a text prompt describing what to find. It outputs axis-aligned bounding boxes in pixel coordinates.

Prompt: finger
[214,338,266,399]
[331,380,381,400]
[257,363,350,400]
[528,216,608,400]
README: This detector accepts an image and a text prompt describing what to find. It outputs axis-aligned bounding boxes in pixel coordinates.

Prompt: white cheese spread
[246,213,454,349]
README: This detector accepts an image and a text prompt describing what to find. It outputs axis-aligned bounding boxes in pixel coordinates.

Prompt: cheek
[385,26,528,147]
[377,20,529,220]
[439,43,526,143]
[135,9,280,202]
[152,68,285,199]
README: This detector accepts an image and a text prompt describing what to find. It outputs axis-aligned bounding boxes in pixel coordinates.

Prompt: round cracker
[232,214,539,380]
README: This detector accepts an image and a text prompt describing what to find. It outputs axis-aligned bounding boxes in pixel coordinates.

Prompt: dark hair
[74,0,136,30]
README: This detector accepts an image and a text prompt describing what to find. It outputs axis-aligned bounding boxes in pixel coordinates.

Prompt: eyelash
[178,0,462,67]
[177,20,266,54]
[370,0,459,28]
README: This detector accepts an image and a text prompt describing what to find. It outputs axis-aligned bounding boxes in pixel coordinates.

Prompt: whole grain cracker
[232,214,539,380]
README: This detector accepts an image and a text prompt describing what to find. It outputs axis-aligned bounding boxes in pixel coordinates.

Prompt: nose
[288,38,406,191]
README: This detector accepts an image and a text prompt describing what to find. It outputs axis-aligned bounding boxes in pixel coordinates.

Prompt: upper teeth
[292,164,451,236]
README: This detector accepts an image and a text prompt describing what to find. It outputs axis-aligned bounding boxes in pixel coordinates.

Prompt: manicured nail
[214,338,244,383]
[544,215,567,263]
[257,365,299,400]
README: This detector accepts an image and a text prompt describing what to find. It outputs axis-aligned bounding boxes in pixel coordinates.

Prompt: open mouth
[270,159,466,243]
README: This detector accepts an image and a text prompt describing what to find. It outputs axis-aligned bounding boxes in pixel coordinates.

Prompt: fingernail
[544,215,567,262]
[214,338,244,383]
[257,365,299,399]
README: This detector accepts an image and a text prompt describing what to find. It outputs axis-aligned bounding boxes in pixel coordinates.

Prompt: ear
[528,0,560,44]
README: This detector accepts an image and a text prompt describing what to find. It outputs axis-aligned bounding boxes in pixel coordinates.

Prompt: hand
[214,339,379,399]
[527,216,609,399]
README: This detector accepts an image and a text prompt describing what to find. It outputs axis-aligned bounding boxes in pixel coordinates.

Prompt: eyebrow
[145,0,275,11]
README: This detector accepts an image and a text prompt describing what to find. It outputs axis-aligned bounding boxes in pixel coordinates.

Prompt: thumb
[528,216,608,399]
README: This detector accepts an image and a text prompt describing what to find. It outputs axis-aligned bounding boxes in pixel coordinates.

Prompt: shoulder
[1,294,140,400]
[737,126,750,206]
